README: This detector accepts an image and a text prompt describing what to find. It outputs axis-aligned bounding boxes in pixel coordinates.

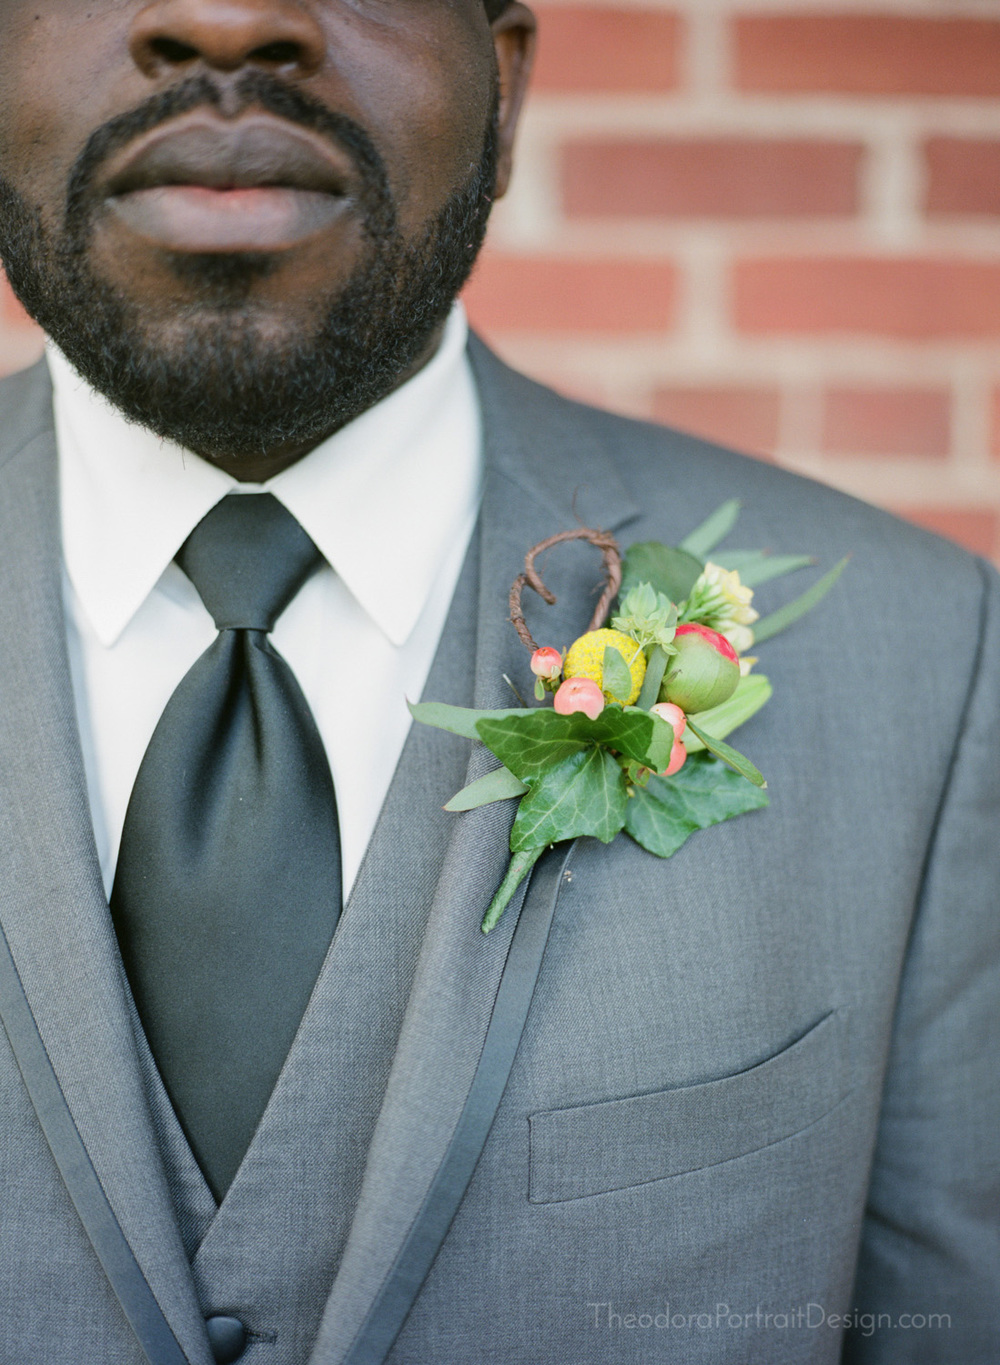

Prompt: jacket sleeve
[843,559,1000,1363]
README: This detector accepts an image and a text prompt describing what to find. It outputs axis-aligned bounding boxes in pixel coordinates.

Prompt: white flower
[718,622,756,655]
[702,562,759,625]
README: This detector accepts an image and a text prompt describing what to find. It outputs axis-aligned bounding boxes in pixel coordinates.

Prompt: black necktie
[111,493,342,1200]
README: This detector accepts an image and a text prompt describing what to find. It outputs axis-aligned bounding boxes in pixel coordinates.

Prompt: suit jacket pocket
[528,1010,848,1203]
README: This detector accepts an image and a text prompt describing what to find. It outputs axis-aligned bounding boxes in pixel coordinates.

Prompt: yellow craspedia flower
[563,628,646,705]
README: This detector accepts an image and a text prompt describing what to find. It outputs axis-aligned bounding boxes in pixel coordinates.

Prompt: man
[0,3,996,1363]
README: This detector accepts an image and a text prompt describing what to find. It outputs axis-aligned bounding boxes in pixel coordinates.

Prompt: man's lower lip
[106,185,347,251]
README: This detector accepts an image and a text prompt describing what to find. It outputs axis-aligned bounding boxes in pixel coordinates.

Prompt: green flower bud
[659,623,740,713]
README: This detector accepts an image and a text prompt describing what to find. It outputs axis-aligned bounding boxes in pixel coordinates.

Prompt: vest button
[205,1315,248,1364]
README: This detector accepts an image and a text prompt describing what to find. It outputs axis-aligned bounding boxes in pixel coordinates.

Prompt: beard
[0,69,498,462]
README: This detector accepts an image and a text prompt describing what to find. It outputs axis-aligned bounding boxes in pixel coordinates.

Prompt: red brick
[651,386,779,457]
[893,507,998,559]
[563,138,861,219]
[925,139,1000,217]
[464,253,677,333]
[531,5,679,93]
[734,259,1000,340]
[821,388,951,458]
[735,15,1000,97]
[987,388,1000,461]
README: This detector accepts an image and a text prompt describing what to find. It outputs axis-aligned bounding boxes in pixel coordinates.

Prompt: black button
[205,1315,248,1364]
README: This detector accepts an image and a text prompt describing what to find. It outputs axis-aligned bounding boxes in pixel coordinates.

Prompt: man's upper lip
[102,112,352,197]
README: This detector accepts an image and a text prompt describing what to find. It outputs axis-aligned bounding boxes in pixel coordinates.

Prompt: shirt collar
[51,303,481,649]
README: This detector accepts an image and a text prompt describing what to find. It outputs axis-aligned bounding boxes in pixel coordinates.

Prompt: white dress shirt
[51,304,482,901]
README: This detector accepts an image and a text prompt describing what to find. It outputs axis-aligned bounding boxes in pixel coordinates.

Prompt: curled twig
[509,528,622,651]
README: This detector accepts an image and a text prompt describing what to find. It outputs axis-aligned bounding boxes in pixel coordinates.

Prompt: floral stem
[481,846,548,933]
[637,645,669,710]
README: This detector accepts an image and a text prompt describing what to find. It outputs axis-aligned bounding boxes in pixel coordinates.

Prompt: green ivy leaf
[602,645,633,703]
[477,707,673,780]
[624,754,770,858]
[511,747,628,851]
[476,713,588,779]
[444,765,529,812]
[620,543,704,604]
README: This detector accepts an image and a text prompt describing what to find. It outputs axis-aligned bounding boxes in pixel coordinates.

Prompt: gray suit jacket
[0,340,997,1365]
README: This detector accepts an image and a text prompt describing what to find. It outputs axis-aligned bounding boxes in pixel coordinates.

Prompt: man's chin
[134,297,327,359]
[73,331,367,463]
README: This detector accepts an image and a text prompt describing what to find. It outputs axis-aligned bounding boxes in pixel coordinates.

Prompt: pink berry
[662,738,688,777]
[650,701,686,739]
[530,646,564,681]
[553,676,605,721]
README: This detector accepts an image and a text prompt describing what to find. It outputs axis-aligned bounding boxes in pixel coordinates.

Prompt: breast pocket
[528,1009,849,1203]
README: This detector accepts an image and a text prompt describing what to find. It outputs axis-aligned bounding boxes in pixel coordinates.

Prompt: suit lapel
[0,365,212,1365]
[308,341,640,1364]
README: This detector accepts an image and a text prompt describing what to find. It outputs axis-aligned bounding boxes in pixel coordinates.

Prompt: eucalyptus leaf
[753,556,849,643]
[682,674,773,750]
[685,719,767,788]
[710,549,760,571]
[409,701,530,741]
[445,766,529,812]
[481,846,548,934]
[510,747,628,851]
[624,754,769,859]
[602,645,633,703]
[621,543,704,604]
[713,551,815,588]
[590,707,668,768]
[678,499,741,558]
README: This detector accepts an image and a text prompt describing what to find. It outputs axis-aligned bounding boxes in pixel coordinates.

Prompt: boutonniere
[412,500,846,933]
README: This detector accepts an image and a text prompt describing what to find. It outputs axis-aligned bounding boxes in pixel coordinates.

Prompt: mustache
[64,68,395,240]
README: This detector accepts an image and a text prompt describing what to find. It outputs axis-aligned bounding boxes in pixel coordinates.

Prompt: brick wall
[465,0,1000,563]
[3,1,1000,562]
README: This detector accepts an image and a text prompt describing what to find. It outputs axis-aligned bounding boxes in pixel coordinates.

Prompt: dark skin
[0,0,536,480]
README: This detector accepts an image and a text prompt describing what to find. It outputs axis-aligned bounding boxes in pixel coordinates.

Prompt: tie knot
[177,494,322,632]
